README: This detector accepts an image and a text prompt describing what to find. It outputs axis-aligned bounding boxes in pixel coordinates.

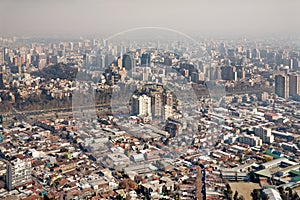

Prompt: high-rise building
[191,71,201,83]
[37,53,47,69]
[122,54,135,76]
[292,58,299,70]
[0,114,3,143]
[69,42,74,51]
[117,57,122,69]
[142,67,151,82]
[6,158,32,190]
[163,91,174,106]
[275,74,289,98]
[219,43,227,55]
[254,127,274,144]
[196,166,204,200]
[162,105,173,120]
[0,67,4,90]
[0,50,4,65]
[150,92,162,117]
[260,49,269,59]
[236,66,246,79]
[268,51,277,64]
[221,66,237,81]
[165,118,182,137]
[252,48,260,59]
[238,134,262,147]
[141,53,151,67]
[131,94,152,117]
[288,73,300,97]
[105,54,115,69]
[246,49,252,59]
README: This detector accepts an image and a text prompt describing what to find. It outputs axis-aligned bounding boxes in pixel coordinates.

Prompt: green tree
[262,194,269,200]
[278,186,288,200]
[225,183,233,200]
[287,187,293,200]
[237,195,245,200]
[251,189,260,200]
[292,192,300,200]
[234,191,239,200]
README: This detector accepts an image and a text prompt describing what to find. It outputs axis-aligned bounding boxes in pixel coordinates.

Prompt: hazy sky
[0,0,300,38]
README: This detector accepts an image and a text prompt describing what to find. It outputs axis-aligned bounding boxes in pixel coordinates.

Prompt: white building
[131,94,152,117]
[238,134,262,147]
[263,188,282,200]
[162,105,173,120]
[254,126,274,144]
[6,158,32,190]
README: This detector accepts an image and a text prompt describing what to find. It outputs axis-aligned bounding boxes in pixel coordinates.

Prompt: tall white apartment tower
[131,94,152,117]
[6,158,32,190]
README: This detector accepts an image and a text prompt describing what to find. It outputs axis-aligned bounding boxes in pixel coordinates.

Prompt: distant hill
[31,63,78,80]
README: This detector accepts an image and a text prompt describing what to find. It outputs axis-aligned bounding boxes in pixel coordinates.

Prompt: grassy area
[229,181,261,200]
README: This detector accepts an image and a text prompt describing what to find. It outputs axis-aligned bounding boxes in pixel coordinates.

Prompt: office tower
[105,54,115,69]
[17,56,22,74]
[0,67,4,90]
[275,74,289,98]
[215,66,222,80]
[69,42,74,51]
[117,57,122,69]
[209,66,217,81]
[92,39,97,47]
[142,67,150,82]
[141,53,151,67]
[276,51,284,65]
[131,94,152,117]
[236,66,246,79]
[288,73,300,97]
[227,49,236,58]
[164,57,172,66]
[292,58,299,70]
[191,71,200,83]
[221,66,237,81]
[37,53,47,69]
[260,49,268,59]
[252,48,260,59]
[268,51,276,64]
[57,50,65,57]
[122,54,135,76]
[246,49,252,59]
[26,54,32,65]
[219,43,227,55]
[3,48,9,63]
[59,43,65,51]
[6,158,32,191]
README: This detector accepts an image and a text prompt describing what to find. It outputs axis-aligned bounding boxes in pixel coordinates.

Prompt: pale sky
[0,0,299,37]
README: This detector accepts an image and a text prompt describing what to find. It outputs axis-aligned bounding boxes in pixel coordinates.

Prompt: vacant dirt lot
[229,182,261,200]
